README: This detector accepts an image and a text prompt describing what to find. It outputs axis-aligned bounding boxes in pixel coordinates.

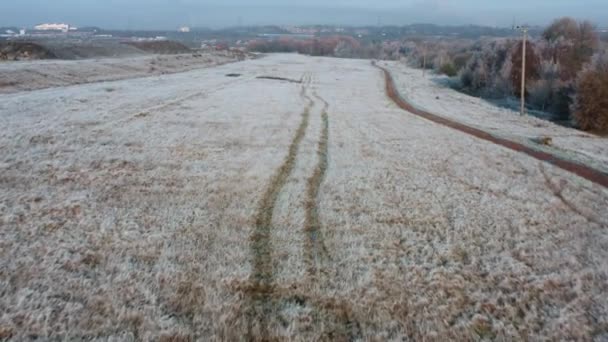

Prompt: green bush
[439,63,458,77]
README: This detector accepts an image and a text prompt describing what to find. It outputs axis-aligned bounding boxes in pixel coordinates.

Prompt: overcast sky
[1,0,607,29]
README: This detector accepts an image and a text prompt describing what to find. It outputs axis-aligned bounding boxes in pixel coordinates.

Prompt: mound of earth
[43,41,146,59]
[123,40,192,54]
[0,41,56,61]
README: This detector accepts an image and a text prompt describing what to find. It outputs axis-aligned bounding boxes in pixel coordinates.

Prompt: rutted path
[236,72,362,340]
[304,91,331,277]
[245,72,314,338]
[376,64,608,189]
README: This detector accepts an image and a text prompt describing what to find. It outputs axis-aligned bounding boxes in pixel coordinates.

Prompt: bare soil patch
[0,41,56,61]
[256,75,302,83]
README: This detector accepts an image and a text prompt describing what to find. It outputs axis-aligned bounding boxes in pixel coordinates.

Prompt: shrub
[459,68,474,89]
[527,61,560,112]
[458,56,495,97]
[571,53,608,132]
[439,62,458,77]
[551,84,575,121]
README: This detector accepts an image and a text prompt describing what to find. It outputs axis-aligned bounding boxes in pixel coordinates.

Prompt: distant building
[34,23,71,32]
[19,29,26,35]
[283,26,319,35]
[179,27,191,33]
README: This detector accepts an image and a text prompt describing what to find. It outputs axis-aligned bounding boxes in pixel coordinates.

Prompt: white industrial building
[34,23,72,32]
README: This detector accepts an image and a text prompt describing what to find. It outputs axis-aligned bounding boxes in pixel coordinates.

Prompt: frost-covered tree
[543,17,599,80]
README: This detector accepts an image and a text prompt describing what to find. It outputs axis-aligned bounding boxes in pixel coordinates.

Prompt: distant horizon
[5,22,541,31]
[1,1,607,31]
[3,21,607,33]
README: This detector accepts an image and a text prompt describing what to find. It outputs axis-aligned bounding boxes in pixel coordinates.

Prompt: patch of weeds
[159,332,193,342]
[471,314,495,339]
[0,81,17,88]
[81,252,102,267]
[165,277,206,318]
[451,246,470,265]
[531,136,553,146]
[0,325,14,339]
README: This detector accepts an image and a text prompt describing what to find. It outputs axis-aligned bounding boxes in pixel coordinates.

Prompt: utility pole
[516,25,529,116]
[422,43,427,77]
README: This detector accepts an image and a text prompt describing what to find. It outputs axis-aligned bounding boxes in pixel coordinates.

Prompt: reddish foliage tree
[543,17,579,42]
[510,40,541,96]
[572,53,608,132]
[247,36,361,57]
[543,17,599,80]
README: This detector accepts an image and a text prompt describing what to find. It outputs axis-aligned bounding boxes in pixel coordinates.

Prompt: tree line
[246,17,607,132]
[402,17,608,132]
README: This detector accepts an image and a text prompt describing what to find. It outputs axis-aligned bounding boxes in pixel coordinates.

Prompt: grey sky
[1,0,607,29]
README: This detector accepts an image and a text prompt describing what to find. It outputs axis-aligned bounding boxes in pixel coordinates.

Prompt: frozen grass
[0,51,248,94]
[1,54,607,340]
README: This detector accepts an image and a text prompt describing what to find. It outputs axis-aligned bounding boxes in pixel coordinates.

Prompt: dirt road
[377,64,608,188]
[1,54,607,340]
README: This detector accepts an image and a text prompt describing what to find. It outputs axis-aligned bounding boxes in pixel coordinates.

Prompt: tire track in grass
[304,90,330,277]
[246,72,314,339]
[305,90,363,340]
[233,74,362,341]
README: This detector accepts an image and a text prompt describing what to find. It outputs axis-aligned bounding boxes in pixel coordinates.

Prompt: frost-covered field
[1,54,607,340]
[0,51,247,94]
[382,61,608,173]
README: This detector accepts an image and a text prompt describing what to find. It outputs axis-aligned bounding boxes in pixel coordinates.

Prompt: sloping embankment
[376,64,608,188]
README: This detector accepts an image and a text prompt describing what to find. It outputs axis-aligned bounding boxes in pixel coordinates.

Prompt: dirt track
[377,64,608,189]
[1,54,608,340]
